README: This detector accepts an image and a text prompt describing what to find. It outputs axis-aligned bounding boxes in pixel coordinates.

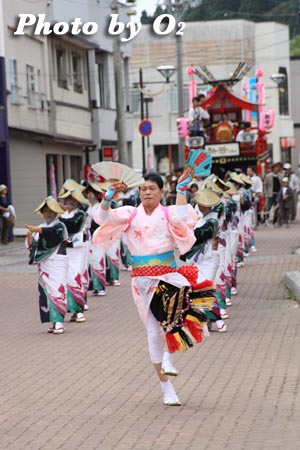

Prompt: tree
[140,10,152,25]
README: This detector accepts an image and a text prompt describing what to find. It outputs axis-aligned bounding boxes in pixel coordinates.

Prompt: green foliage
[290,34,300,56]
[146,0,300,39]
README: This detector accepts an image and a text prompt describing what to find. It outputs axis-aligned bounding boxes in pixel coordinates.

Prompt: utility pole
[111,0,129,165]
[176,34,184,167]
[0,0,12,200]
[139,68,146,174]
[164,1,189,167]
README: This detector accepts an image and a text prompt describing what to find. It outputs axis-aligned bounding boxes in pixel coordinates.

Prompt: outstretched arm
[176,166,194,206]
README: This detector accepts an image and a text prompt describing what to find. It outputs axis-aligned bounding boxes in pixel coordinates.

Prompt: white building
[3,0,134,228]
[129,20,295,173]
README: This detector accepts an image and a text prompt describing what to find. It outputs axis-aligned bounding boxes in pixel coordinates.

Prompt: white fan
[92,162,144,188]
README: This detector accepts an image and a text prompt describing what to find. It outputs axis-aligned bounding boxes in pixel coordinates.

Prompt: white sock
[216,319,224,328]
[160,380,176,396]
[162,351,174,366]
[55,322,64,329]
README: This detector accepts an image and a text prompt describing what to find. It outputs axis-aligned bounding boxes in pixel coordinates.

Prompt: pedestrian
[0,184,16,245]
[188,96,210,141]
[93,167,208,406]
[246,166,263,228]
[25,196,68,334]
[58,188,90,323]
[283,163,299,223]
[277,177,293,227]
[263,163,282,225]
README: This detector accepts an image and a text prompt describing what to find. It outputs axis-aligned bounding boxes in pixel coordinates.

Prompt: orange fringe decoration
[184,316,203,343]
[166,332,187,353]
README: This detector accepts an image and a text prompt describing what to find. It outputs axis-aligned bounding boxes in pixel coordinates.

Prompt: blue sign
[139,120,152,136]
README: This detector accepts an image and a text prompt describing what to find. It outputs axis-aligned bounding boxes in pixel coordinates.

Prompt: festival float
[177,64,274,179]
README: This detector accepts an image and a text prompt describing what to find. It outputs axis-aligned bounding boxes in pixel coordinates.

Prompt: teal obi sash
[131,250,177,269]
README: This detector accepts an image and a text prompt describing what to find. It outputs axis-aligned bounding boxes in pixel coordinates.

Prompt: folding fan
[186,149,212,177]
[91,162,144,188]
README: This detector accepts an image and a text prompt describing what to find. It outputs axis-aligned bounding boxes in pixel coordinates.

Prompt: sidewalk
[1,224,300,450]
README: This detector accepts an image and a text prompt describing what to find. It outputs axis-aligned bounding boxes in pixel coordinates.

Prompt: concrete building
[2,0,134,228]
[129,20,295,173]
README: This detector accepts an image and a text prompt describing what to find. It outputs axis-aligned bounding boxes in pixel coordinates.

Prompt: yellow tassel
[173,332,187,351]
[192,296,215,308]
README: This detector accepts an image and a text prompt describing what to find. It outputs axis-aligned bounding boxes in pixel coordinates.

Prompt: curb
[283,271,300,303]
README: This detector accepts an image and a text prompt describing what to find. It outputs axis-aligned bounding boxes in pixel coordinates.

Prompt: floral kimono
[60,208,87,313]
[26,220,68,324]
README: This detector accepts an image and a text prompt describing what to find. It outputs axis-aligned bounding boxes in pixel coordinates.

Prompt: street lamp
[270,73,286,87]
[139,65,176,174]
[157,65,176,83]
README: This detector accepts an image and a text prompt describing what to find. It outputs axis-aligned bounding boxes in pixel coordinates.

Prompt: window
[26,64,36,107]
[9,59,21,104]
[168,87,189,113]
[130,89,140,113]
[70,156,83,181]
[56,48,68,89]
[72,52,83,93]
[98,63,105,107]
[278,67,289,116]
[46,155,59,197]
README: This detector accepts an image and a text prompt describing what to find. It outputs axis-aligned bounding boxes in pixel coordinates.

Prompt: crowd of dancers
[25,165,259,406]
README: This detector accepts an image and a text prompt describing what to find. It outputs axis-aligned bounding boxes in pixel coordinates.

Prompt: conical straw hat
[228,171,245,185]
[34,196,65,214]
[239,173,252,186]
[204,180,223,195]
[194,188,220,207]
[58,179,85,197]
[58,189,90,205]
[87,181,110,193]
[223,182,239,198]
[215,177,231,191]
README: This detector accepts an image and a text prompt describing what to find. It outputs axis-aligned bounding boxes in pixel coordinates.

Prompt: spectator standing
[283,163,299,223]
[277,177,293,227]
[246,166,263,226]
[263,163,282,225]
[188,97,210,141]
[0,184,16,245]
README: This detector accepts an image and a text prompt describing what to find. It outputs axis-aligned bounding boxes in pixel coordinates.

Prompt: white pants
[146,311,165,364]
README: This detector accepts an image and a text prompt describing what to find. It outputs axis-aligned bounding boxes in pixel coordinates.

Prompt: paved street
[1,226,300,450]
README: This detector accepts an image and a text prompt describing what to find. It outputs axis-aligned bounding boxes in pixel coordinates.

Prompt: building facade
[2,0,134,228]
[129,20,295,173]
[290,56,300,171]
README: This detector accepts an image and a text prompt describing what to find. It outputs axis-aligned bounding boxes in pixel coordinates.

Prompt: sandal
[53,327,65,334]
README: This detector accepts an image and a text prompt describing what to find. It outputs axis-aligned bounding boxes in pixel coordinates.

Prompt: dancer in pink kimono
[93,168,208,406]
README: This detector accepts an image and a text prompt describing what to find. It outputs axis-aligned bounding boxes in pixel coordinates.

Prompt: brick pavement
[1,225,300,450]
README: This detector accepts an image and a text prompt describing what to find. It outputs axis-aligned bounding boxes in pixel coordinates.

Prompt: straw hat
[58,189,90,205]
[215,177,231,192]
[223,182,238,199]
[194,189,220,208]
[239,173,252,186]
[86,181,110,193]
[204,180,223,195]
[228,171,245,185]
[204,174,218,184]
[34,196,65,214]
[58,179,85,197]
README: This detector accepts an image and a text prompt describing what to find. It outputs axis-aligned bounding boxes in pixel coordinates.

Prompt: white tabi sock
[55,322,64,329]
[160,380,176,396]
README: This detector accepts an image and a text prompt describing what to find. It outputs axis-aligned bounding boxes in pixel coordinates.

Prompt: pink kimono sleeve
[92,206,134,250]
[168,204,198,254]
